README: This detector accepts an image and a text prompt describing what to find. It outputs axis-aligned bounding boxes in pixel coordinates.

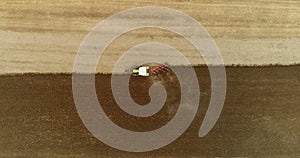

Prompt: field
[1,0,300,157]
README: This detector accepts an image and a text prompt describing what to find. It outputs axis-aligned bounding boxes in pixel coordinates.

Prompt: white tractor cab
[132,66,150,76]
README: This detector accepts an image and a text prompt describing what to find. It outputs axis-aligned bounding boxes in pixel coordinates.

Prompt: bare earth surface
[0,66,299,157]
[1,1,300,157]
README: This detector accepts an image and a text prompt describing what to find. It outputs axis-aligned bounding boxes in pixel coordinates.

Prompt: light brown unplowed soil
[1,0,300,73]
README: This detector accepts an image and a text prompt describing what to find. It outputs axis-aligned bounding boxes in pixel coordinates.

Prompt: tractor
[126,63,169,77]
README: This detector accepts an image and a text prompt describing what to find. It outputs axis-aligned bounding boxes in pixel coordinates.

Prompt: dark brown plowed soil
[0,66,300,157]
